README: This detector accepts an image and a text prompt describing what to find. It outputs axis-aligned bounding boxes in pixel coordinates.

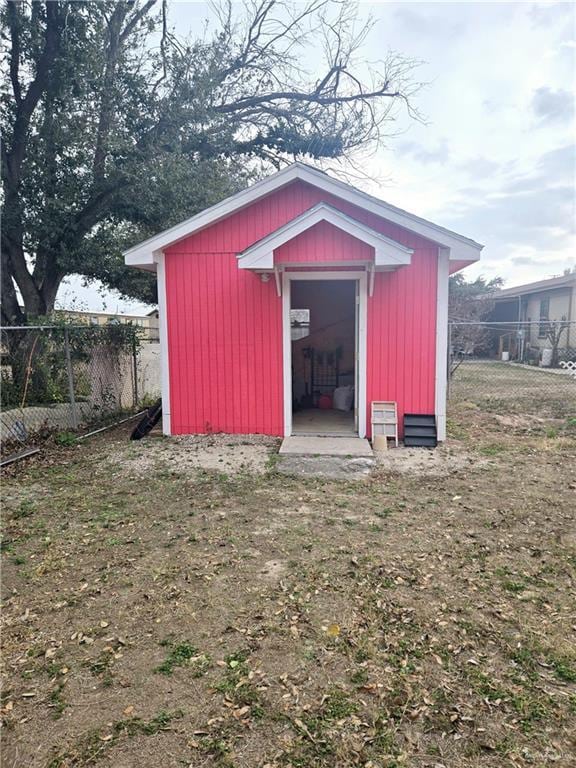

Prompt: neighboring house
[55,308,159,340]
[124,162,483,441]
[491,271,576,354]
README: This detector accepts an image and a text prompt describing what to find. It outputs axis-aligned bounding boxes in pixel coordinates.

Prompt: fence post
[64,328,78,429]
[132,334,139,408]
[446,321,452,399]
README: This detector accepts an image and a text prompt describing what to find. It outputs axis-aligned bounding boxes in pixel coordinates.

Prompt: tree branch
[93,0,158,182]
[6,1,22,104]
[214,82,401,114]
[119,0,158,44]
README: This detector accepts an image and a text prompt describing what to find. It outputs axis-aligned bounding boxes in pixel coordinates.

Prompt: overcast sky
[59,0,576,314]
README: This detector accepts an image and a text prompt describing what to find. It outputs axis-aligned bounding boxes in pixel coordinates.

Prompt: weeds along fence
[448,321,576,419]
[0,324,161,453]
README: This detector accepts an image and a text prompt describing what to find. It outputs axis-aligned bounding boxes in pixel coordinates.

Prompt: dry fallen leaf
[294,718,316,742]
[325,623,340,637]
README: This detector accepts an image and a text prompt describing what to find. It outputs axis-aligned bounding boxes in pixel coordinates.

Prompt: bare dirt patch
[116,433,278,477]
[1,413,575,768]
[374,444,483,477]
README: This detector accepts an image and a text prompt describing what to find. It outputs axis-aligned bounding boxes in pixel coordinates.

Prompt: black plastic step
[403,413,437,448]
[404,416,436,428]
[404,435,437,448]
[405,426,436,437]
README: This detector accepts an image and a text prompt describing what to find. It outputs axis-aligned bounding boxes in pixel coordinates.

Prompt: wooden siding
[165,179,438,436]
[367,251,437,431]
[165,252,283,435]
[274,220,373,263]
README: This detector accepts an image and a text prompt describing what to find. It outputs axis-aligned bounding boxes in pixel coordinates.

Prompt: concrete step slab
[279,436,373,457]
[277,455,375,479]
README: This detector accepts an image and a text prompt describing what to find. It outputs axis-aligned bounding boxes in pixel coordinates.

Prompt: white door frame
[282,270,368,438]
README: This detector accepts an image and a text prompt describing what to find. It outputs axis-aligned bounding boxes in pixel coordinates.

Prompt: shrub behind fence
[1,324,160,451]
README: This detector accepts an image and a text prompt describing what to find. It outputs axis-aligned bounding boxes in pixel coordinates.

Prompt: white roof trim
[124,161,483,269]
[237,203,413,270]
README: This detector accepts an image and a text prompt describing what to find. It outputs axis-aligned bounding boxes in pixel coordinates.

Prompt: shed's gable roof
[124,162,483,270]
[237,203,413,269]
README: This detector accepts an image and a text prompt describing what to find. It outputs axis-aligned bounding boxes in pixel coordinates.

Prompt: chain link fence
[1,324,161,456]
[3,320,575,456]
[448,321,576,419]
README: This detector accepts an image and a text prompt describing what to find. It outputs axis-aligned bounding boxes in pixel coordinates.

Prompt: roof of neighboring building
[57,309,157,320]
[494,272,576,300]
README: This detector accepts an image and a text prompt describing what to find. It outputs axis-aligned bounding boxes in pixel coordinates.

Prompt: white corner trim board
[434,248,450,442]
[237,203,413,270]
[154,253,171,435]
[123,162,483,269]
[282,270,368,439]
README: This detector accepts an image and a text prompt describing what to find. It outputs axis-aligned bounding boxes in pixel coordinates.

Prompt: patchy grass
[54,431,78,447]
[450,360,576,418]
[549,655,576,684]
[47,682,67,719]
[45,710,184,768]
[153,641,208,676]
[1,412,575,768]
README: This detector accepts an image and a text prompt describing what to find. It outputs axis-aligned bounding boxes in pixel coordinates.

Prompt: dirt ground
[1,405,576,768]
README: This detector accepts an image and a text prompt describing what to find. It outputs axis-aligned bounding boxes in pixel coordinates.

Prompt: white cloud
[359,1,576,287]
[531,86,575,123]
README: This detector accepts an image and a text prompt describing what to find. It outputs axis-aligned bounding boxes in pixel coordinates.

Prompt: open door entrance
[289,279,357,436]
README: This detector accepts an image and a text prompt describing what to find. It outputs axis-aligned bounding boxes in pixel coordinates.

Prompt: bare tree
[544,319,571,367]
[1,0,421,326]
[449,274,503,356]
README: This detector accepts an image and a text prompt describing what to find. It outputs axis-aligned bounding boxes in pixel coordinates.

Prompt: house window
[538,298,549,338]
[291,309,310,341]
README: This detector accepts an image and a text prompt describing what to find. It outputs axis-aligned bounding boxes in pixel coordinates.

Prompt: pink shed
[124,163,482,442]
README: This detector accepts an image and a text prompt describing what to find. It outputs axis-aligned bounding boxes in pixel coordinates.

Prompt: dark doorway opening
[290,280,357,435]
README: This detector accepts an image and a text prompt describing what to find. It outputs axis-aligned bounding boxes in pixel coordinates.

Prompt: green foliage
[449,274,504,355]
[154,641,201,675]
[1,323,141,411]
[319,688,358,719]
[46,710,184,767]
[449,273,503,301]
[12,500,36,519]
[2,1,418,324]
[549,655,576,683]
[48,683,67,718]
[113,709,184,737]
[215,649,261,709]
[54,432,77,447]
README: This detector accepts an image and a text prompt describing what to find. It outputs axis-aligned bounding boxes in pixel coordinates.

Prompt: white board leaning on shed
[371,401,399,447]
